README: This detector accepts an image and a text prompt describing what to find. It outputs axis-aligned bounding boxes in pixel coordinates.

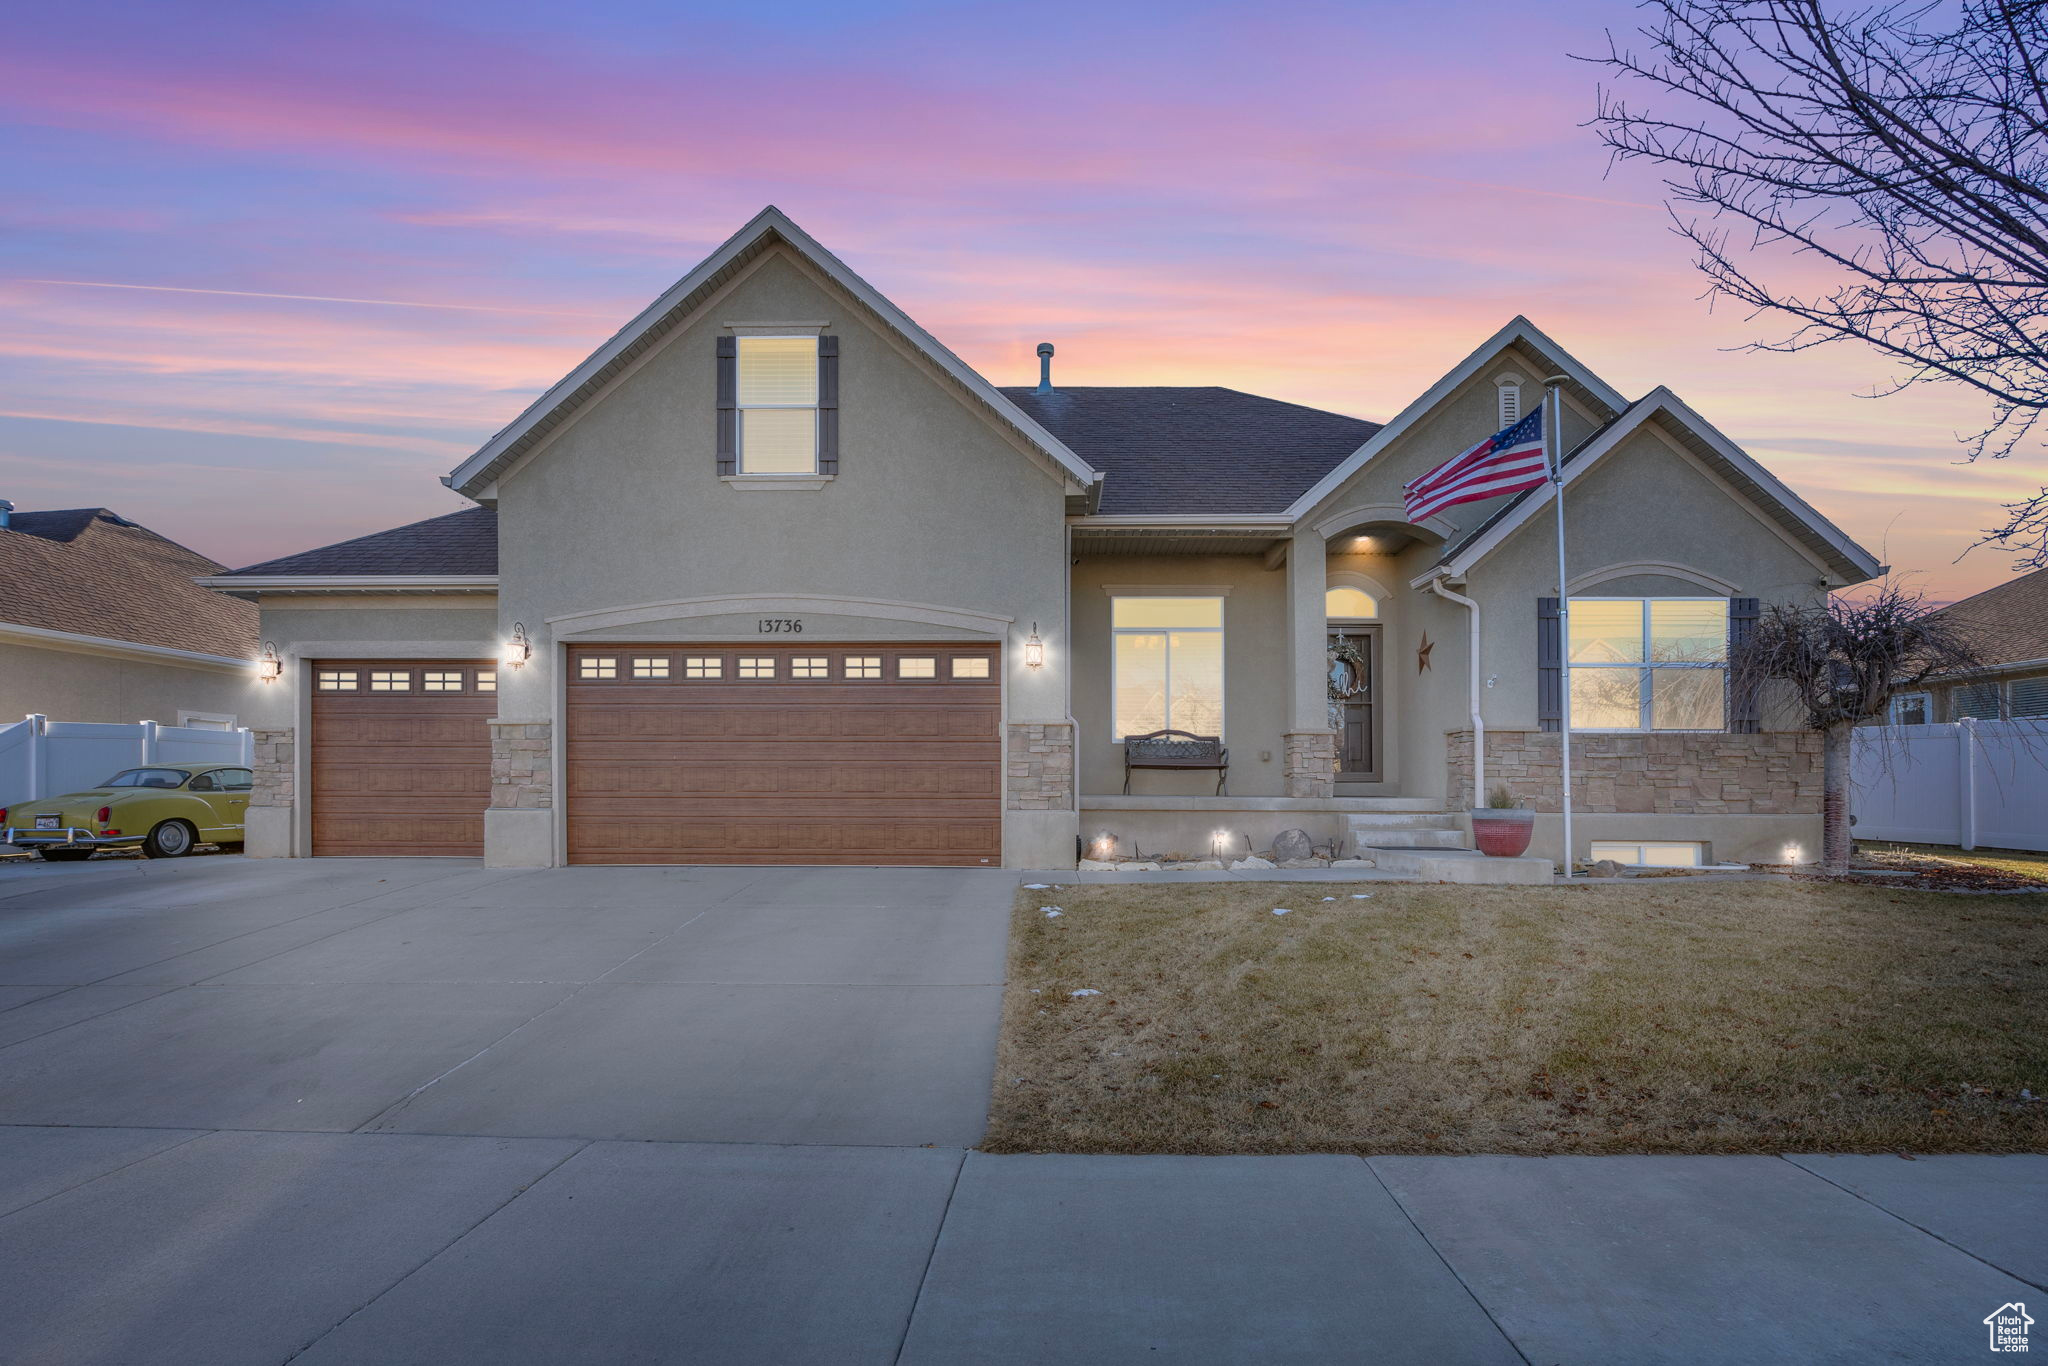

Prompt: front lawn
[986,880,2048,1156]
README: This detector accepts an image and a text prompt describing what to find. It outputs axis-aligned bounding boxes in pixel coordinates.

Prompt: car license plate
[34,815,60,831]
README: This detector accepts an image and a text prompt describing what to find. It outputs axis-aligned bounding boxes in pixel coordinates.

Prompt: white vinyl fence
[0,715,254,808]
[1851,718,2048,852]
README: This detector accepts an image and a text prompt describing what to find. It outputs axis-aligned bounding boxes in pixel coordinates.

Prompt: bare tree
[1586,0,2048,563]
[1735,583,1983,871]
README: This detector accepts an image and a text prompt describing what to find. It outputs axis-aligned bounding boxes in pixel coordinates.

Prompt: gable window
[1112,596,1225,739]
[1568,598,1727,731]
[736,336,819,474]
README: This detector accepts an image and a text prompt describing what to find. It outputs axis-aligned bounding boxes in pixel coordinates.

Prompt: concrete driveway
[0,856,2040,1365]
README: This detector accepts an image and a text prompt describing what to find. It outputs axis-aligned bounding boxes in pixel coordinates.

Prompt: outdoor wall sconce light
[1023,623,1045,669]
[501,622,533,669]
[254,642,282,684]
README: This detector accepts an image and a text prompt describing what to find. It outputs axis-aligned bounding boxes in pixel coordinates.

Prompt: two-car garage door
[309,644,1003,865]
[564,643,1002,866]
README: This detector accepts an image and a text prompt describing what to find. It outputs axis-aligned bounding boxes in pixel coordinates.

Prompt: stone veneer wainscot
[1007,722,1075,810]
[1447,729,1822,814]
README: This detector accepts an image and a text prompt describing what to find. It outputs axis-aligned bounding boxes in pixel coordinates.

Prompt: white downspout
[1426,578,1483,810]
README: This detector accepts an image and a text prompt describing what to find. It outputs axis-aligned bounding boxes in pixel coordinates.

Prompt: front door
[1328,628,1380,780]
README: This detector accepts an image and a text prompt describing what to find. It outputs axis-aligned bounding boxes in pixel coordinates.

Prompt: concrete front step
[1367,847,1555,884]
[1355,828,1468,850]
[1346,812,1463,832]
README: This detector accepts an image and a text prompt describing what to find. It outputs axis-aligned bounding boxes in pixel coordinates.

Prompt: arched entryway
[1326,577,1382,781]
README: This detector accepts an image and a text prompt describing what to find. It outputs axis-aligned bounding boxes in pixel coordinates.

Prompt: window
[1954,681,2001,720]
[844,656,881,679]
[631,657,670,679]
[101,768,190,789]
[738,656,776,679]
[191,768,253,793]
[1889,691,1931,726]
[951,656,990,679]
[898,657,936,678]
[1568,598,1727,731]
[422,671,463,692]
[475,670,497,693]
[791,657,830,678]
[317,671,358,691]
[737,336,819,474]
[1325,586,1378,619]
[1112,596,1225,739]
[369,671,411,692]
[683,656,723,679]
[578,657,618,680]
[176,710,236,730]
[1589,840,1705,868]
[2011,677,2048,718]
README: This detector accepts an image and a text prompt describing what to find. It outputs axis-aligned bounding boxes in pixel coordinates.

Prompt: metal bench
[1123,729,1229,795]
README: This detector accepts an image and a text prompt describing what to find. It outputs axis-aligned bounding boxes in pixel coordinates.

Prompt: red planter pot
[1471,808,1535,858]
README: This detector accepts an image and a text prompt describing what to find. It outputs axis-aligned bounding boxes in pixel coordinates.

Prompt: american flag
[1402,408,1549,524]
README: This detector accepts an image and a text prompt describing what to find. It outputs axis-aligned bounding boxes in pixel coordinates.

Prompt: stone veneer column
[489,721,554,810]
[1283,729,1337,798]
[1007,722,1075,809]
[249,728,295,809]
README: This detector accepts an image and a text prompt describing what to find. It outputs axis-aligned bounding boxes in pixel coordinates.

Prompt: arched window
[1326,586,1378,619]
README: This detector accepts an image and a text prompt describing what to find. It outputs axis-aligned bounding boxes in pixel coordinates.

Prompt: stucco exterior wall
[0,640,256,728]
[488,246,1076,867]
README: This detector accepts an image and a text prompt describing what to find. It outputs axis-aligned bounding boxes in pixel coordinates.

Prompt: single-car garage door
[565,642,1001,866]
[310,659,496,856]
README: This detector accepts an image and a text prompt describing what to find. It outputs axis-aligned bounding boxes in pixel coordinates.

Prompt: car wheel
[142,821,196,859]
[38,849,95,862]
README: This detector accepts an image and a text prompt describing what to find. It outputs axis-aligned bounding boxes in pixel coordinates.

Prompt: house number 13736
[757,618,804,634]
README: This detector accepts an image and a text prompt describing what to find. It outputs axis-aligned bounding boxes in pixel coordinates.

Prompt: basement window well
[1589,840,1705,868]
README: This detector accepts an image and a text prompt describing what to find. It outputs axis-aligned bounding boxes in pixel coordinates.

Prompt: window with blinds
[2007,676,2047,718]
[1953,681,2001,720]
[737,336,819,474]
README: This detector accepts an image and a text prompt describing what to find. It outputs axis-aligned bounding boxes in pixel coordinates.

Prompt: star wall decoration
[1416,632,1434,672]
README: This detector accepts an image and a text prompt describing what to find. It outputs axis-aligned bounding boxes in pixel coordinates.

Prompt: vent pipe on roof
[1035,342,1055,394]
[0,499,12,529]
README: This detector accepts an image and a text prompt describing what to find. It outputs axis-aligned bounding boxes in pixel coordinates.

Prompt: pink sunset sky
[0,0,2035,601]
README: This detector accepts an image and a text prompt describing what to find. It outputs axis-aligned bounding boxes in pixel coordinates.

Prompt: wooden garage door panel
[566,643,1001,866]
[311,660,494,857]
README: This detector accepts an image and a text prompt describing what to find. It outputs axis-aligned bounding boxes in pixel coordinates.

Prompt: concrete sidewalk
[0,1128,2037,1365]
[0,858,2039,1362]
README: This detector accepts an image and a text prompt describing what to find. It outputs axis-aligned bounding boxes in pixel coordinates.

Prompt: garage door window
[317,671,358,691]
[951,657,990,679]
[632,657,670,679]
[792,656,830,678]
[898,657,936,678]
[684,656,723,679]
[370,671,411,692]
[738,657,776,678]
[423,671,464,692]
[578,657,618,680]
[845,656,881,679]
[476,670,496,693]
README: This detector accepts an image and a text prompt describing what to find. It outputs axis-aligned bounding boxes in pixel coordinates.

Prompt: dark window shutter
[716,336,737,476]
[1537,597,1563,732]
[817,335,839,476]
[1727,596,1760,733]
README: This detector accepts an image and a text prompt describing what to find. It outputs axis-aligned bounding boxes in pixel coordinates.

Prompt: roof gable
[1284,317,1629,521]
[1425,389,1883,586]
[446,207,1096,499]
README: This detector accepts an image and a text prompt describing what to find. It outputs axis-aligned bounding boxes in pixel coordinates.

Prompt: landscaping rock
[1185,860,1226,870]
[1586,859,1625,878]
[1230,856,1276,870]
[1077,859,1121,871]
[1270,828,1316,862]
[1121,861,1162,872]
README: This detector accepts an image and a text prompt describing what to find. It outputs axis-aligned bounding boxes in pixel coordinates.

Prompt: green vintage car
[1,763,253,861]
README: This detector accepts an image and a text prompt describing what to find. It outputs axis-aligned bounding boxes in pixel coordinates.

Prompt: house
[202,207,1880,870]
[1888,567,2048,724]
[0,502,259,730]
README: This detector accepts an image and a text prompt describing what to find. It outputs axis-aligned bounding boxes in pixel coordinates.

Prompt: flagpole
[1544,375,1574,881]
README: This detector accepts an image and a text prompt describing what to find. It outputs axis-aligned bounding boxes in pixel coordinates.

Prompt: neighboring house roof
[999,387,1382,515]
[0,507,257,659]
[1925,564,2048,668]
[1421,388,1884,588]
[213,507,499,579]
[445,206,1097,500]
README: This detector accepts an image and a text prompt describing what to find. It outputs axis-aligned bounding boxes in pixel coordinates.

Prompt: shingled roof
[0,508,257,658]
[1927,565,2048,667]
[999,387,1381,515]
[220,507,499,578]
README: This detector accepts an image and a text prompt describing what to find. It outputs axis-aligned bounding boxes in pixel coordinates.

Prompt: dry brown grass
[985,880,2048,1156]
